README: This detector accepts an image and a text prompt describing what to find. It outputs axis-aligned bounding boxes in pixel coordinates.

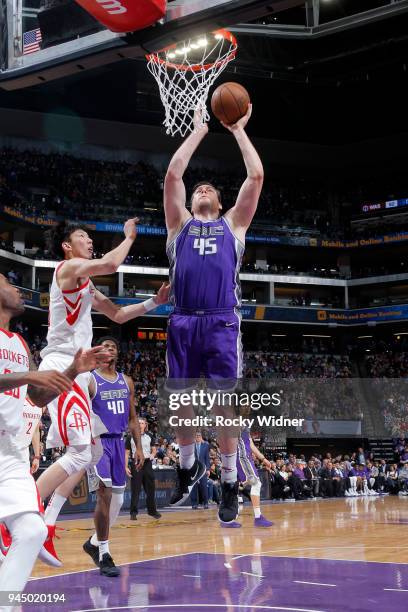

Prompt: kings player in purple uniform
[82,337,143,576]
[237,427,273,527]
[164,105,264,525]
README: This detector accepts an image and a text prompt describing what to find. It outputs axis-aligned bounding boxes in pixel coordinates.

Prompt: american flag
[23,28,42,55]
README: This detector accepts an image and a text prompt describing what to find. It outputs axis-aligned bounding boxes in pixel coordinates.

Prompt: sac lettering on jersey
[91,371,130,434]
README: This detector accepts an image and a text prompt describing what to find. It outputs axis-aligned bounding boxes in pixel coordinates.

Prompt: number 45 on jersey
[193,238,218,256]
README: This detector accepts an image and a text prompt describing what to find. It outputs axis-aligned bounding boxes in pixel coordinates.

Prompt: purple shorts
[94,435,126,490]
[237,430,259,485]
[166,309,242,386]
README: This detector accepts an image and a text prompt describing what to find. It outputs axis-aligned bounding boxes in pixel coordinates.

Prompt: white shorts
[0,433,43,521]
[39,353,107,448]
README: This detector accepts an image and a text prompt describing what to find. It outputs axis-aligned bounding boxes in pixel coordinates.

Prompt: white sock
[254,507,261,518]
[0,512,47,592]
[221,453,238,483]
[45,492,67,526]
[179,443,195,470]
[90,533,99,547]
[99,540,109,561]
[109,492,124,527]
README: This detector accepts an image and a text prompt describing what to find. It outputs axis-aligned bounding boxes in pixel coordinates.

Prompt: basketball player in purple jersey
[164,105,263,524]
[237,427,273,527]
[83,337,143,577]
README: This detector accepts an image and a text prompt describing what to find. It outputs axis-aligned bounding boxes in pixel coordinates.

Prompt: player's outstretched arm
[164,109,208,235]
[92,282,170,324]
[59,218,138,282]
[0,370,71,395]
[27,346,110,406]
[222,104,264,236]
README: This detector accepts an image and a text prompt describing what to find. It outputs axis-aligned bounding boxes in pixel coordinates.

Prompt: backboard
[0,0,305,89]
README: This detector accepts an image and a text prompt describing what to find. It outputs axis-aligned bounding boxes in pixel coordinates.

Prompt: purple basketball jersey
[167,217,244,310]
[237,427,258,484]
[91,370,130,434]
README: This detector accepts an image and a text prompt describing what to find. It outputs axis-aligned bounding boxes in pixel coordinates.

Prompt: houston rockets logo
[68,411,89,433]
[58,381,90,445]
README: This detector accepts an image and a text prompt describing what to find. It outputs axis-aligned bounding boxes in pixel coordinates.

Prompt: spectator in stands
[378,458,389,478]
[385,463,399,494]
[270,462,291,500]
[398,462,408,495]
[346,463,358,496]
[368,461,380,493]
[319,460,334,497]
[7,270,18,285]
[332,461,346,497]
[356,464,370,495]
[190,432,210,510]
[400,447,408,463]
[208,461,221,505]
[356,447,367,465]
[304,459,319,497]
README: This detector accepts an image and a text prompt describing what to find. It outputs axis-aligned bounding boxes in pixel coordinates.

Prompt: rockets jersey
[167,217,244,311]
[41,261,95,358]
[0,328,30,435]
[16,397,42,450]
[90,370,130,435]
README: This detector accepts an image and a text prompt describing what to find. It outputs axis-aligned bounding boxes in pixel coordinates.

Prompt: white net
[146,30,237,138]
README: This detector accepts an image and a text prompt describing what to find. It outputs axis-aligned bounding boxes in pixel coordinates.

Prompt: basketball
[211,82,250,125]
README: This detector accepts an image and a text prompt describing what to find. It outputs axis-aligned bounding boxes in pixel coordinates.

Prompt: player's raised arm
[0,368,71,395]
[222,104,264,237]
[92,282,170,324]
[164,109,208,237]
[57,219,138,285]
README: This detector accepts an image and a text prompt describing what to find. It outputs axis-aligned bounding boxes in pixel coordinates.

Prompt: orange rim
[146,29,237,72]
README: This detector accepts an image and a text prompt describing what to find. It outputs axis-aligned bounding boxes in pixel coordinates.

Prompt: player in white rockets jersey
[0,398,42,560]
[19,396,43,468]
[0,273,109,600]
[34,219,169,567]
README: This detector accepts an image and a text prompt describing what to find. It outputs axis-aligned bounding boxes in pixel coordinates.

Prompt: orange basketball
[211,82,250,125]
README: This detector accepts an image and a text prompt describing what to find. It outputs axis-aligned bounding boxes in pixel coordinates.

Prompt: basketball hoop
[146,29,237,137]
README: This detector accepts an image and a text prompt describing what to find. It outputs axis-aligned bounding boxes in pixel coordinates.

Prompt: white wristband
[143,297,157,312]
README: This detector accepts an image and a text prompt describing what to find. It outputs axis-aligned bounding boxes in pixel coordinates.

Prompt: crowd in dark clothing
[365,351,408,438]
[266,450,408,500]
[1,146,407,244]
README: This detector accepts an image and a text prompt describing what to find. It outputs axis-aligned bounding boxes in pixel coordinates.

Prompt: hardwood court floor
[31,495,408,579]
